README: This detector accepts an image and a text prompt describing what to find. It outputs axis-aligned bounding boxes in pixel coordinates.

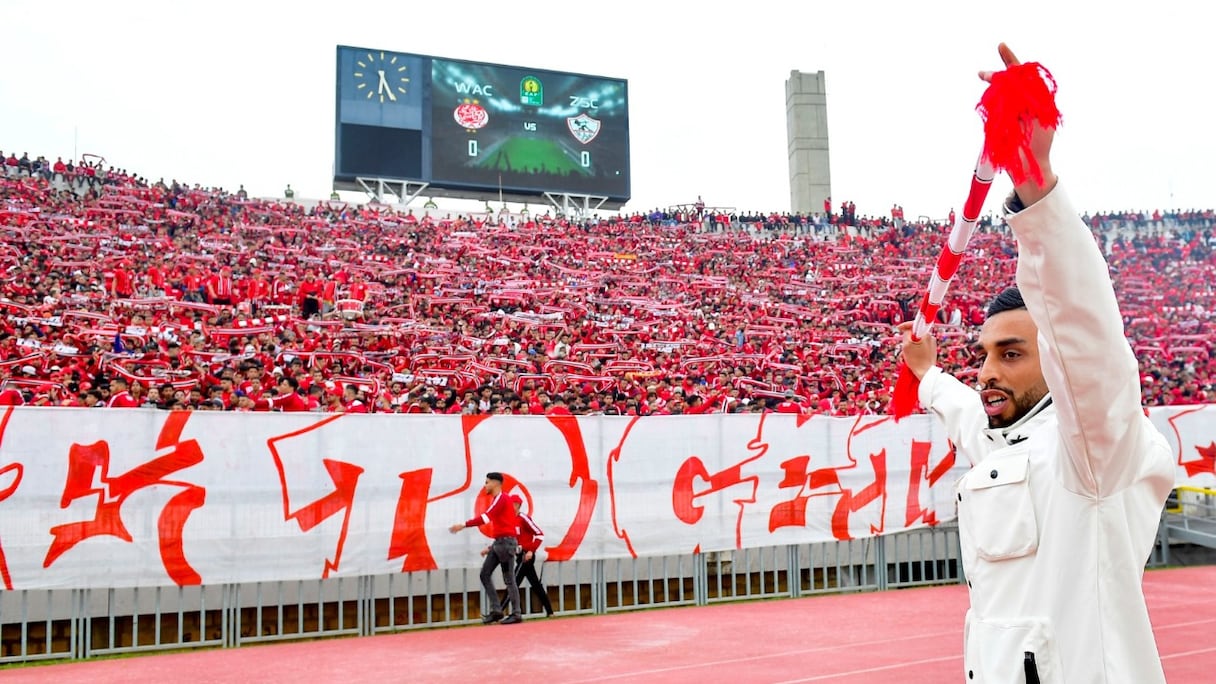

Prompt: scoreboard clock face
[334,46,631,204]
[352,50,412,104]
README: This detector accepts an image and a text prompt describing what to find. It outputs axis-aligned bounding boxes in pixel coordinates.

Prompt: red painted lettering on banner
[43,411,206,585]
[268,415,364,578]
[387,414,489,572]
[904,439,956,527]
[768,455,815,531]
[669,413,770,553]
[539,414,597,562]
[770,416,889,540]
[0,462,21,590]
[808,449,888,540]
[608,416,642,556]
[0,406,23,590]
[388,469,436,571]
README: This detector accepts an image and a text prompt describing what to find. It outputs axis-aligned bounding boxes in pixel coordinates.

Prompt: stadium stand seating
[1,151,1212,414]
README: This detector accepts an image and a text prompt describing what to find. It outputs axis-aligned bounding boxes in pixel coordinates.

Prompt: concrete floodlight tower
[785,70,831,216]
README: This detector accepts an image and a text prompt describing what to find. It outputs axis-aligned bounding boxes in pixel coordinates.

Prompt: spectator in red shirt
[449,472,523,625]
[271,273,294,305]
[246,272,271,314]
[145,261,167,296]
[684,392,722,415]
[341,385,368,413]
[544,396,572,416]
[111,263,135,298]
[320,278,338,316]
[182,268,205,303]
[257,376,311,412]
[348,275,368,302]
[774,390,805,414]
[106,377,141,408]
[298,272,322,319]
[207,266,235,305]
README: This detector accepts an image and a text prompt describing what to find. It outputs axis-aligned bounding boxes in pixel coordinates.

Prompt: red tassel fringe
[976,62,1061,186]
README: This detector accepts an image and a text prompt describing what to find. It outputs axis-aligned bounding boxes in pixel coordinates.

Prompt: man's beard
[986,384,1048,429]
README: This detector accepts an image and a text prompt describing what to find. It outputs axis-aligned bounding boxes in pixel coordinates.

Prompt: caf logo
[520,76,543,106]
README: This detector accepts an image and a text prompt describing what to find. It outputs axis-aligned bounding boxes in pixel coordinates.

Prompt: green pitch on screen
[473,137,593,177]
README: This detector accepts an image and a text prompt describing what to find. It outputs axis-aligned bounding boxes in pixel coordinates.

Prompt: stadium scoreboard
[334,46,631,205]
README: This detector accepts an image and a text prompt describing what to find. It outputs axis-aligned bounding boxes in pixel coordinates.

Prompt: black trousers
[507,551,554,616]
[480,536,521,616]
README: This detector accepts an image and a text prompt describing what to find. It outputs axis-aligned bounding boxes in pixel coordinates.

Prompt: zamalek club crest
[567,113,601,144]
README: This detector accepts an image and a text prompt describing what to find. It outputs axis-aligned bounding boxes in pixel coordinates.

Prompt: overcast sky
[3,1,1212,219]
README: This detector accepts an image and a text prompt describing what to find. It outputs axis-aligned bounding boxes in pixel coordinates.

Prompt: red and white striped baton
[890,156,993,419]
[914,156,994,343]
[889,59,1061,420]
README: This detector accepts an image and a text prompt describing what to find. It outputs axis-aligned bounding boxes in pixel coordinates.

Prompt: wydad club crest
[567,113,601,144]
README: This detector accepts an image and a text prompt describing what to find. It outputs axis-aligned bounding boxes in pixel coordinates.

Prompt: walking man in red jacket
[504,494,555,617]
[450,472,523,624]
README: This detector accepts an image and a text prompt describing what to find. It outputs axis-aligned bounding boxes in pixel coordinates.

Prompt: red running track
[5,566,1214,683]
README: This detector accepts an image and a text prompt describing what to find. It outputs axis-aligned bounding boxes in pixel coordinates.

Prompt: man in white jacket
[898,44,1175,683]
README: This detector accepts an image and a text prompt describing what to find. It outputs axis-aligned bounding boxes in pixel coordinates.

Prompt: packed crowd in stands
[1,149,1213,414]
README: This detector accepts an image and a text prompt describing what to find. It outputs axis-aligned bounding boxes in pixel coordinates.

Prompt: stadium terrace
[1,151,1213,414]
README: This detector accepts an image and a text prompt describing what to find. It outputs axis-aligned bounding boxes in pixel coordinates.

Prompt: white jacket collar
[981,394,1054,448]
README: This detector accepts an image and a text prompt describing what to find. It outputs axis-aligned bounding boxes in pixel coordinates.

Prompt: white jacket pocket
[960,454,1038,561]
[964,611,1062,683]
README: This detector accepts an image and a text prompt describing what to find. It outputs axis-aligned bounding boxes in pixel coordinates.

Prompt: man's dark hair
[486,472,504,483]
[986,286,1027,319]
[281,376,300,391]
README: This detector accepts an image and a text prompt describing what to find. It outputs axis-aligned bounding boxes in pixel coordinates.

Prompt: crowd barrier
[0,404,1211,663]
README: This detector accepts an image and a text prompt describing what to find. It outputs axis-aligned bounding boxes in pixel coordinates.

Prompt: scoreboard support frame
[543,191,611,219]
[355,177,431,206]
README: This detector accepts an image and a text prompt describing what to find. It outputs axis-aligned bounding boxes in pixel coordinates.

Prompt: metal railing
[4,515,1195,666]
[1159,487,1216,564]
[0,522,973,665]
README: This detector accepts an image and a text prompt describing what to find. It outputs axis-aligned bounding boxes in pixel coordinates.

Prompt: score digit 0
[468,140,479,157]
[580,151,590,168]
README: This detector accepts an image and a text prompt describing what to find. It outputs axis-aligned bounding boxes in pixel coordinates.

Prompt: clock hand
[376,70,397,102]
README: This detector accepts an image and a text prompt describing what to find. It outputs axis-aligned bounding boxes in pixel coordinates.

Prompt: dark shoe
[481,611,504,624]
[545,610,554,617]
[500,614,523,625]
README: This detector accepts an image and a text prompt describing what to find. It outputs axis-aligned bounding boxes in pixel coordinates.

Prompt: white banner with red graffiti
[0,405,1212,590]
